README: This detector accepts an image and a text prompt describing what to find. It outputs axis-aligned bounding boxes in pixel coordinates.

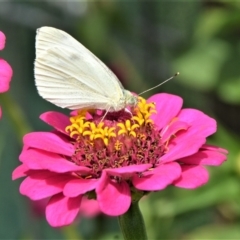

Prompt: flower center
[65,97,165,178]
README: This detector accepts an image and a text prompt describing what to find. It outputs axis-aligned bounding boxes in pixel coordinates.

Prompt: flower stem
[118,201,148,240]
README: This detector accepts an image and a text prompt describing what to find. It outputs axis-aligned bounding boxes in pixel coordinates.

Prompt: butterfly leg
[100,105,112,122]
[124,108,133,117]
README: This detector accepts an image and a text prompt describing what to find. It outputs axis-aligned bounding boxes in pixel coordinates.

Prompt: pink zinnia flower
[0,31,12,94]
[12,94,227,227]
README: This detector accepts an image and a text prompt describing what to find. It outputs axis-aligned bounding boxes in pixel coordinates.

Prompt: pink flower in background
[12,93,227,227]
[0,30,13,117]
[0,58,12,93]
[0,31,5,50]
[0,31,12,93]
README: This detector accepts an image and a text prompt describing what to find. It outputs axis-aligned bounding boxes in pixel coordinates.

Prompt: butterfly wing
[35,26,125,110]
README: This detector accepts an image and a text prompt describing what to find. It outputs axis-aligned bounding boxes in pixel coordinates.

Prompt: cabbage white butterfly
[35,27,178,114]
[34,26,138,112]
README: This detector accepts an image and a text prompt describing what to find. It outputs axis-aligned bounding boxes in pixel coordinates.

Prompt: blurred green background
[0,1,240,239]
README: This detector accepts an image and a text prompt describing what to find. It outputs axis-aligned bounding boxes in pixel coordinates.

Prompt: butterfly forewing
[35,27,125,111]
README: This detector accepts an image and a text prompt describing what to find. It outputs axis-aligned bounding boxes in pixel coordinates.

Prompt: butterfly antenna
[138,72,180,96]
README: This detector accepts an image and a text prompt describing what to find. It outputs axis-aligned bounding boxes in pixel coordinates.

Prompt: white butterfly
[34,26,138,112]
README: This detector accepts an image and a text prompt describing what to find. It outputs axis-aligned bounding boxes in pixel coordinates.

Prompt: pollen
[82,122,105,141]
[132,97,156,125]
[117,120,139,137]
[94,126,116,145]
[114,140,123,151]
[65,112,90,138]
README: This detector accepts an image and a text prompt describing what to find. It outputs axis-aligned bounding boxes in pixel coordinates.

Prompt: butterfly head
[123,90,139,107]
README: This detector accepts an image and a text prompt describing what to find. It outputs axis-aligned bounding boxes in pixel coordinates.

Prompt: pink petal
[160,133,205,163]
[148,93,183,130]
[96,171,131,216]
[20,171,74,200]
[160,120,189,143]
[46,193,82,227]
[132,162,181,191]
[19,148,90,173]
[105,164,152,178]
[160,109,217,163]
[201,144,228,154]
[179,149,227,166]
[0,31,5,50]
[40,112,70,135]
[0,59,13,93]
[173,165,209,189]
[64,179,98,197]
[177,109,216,137]
[23,132,74,156]
[12,164,29,180]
